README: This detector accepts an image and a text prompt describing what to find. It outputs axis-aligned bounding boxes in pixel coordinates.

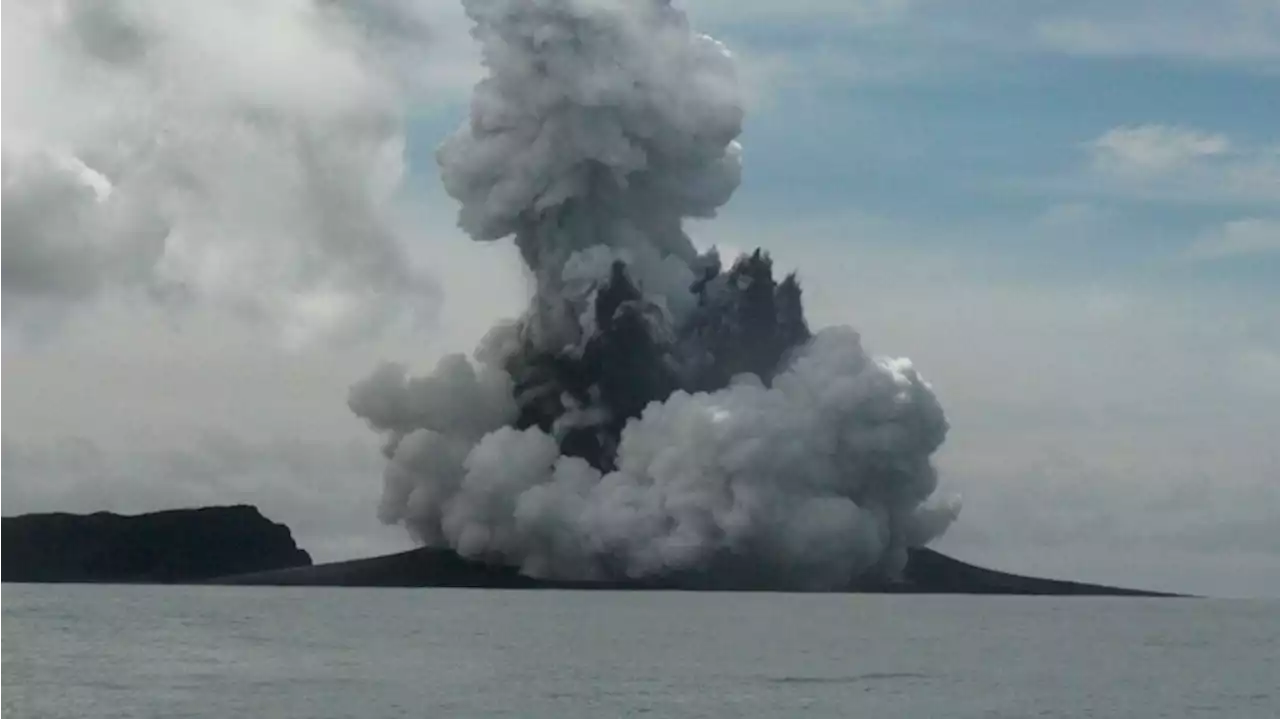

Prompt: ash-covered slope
[214,546,1178,597]
[892,549,1176,596]
[2,506,312,584]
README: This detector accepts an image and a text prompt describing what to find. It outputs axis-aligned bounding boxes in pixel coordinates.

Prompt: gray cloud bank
[2,0,449,344]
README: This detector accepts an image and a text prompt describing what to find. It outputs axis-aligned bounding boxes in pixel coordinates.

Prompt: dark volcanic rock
[214,546,1180,596]
[2,505,312,584]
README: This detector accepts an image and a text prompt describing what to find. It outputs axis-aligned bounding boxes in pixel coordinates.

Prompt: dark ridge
[2,506,311,584]
[212,546,1183,597]
[895,548,1180,596]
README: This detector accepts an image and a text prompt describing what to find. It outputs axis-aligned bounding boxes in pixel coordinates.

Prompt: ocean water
[3,585,1277,719]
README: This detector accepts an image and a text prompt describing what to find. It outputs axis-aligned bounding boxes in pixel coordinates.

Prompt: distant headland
[2,505,1180,596]
[2,505,311,584]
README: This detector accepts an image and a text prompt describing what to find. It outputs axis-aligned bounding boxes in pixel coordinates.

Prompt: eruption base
[214,546,1182,596]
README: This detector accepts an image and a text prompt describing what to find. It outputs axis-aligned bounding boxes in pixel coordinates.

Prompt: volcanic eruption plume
[350,0,959,589]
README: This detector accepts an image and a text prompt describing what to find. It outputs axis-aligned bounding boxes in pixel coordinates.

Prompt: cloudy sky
[4,0,1278,597]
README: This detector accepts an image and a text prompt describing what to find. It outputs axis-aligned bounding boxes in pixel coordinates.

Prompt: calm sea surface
[3,585,1277,718]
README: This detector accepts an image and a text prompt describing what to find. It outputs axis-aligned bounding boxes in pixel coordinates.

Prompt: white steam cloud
[350,0,959,589]
[2,0,440,344]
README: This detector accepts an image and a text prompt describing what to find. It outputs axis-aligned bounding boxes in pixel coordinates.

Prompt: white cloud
[1,0,479,345]
[1088,125,1231,176]
[1184,218,1280,261]
[0,188,529,447]
[1076,125,1280,206]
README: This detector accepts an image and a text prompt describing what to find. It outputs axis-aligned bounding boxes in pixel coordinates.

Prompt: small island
[2,505,311,584]
[2,505,1178,596]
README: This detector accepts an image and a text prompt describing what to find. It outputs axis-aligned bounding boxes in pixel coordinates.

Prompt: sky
[3,0,1278,597]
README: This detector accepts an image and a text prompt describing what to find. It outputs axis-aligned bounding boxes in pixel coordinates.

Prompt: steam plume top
[438,0,744,266]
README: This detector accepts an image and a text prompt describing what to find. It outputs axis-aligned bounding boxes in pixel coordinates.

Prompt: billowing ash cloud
[350,0,958,589]
[2,0,438,344]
